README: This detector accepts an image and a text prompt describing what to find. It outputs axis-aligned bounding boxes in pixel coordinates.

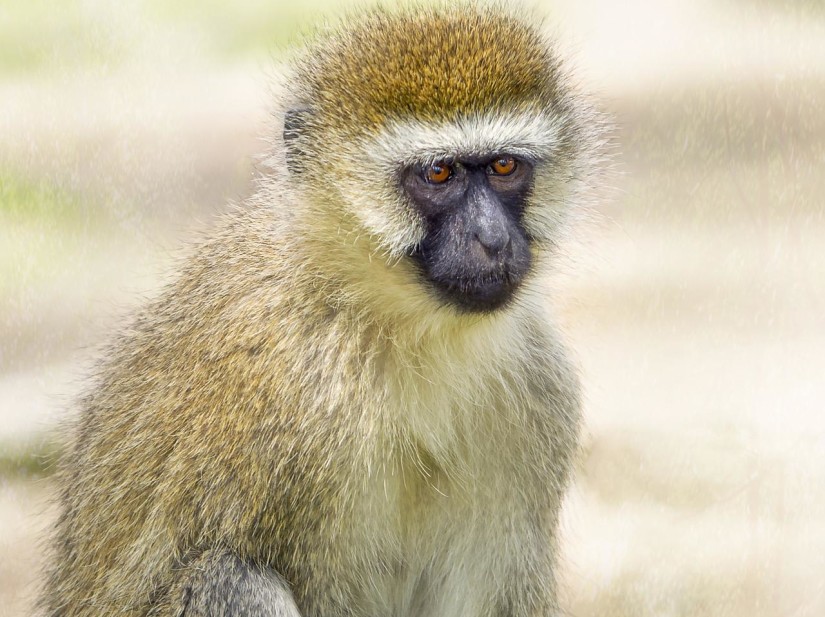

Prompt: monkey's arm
[156,549,302,617]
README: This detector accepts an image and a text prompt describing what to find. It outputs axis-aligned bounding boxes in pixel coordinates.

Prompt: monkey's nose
[475,227,512,259]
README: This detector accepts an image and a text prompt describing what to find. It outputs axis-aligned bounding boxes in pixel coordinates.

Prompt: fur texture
[40,3,605,616]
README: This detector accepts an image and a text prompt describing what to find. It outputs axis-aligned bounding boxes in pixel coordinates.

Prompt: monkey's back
[40,206,373,614]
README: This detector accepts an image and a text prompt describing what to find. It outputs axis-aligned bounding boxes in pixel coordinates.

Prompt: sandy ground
[2,1,824,616]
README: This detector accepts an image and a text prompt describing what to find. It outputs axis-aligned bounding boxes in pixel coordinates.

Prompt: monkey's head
[278,5,604,317]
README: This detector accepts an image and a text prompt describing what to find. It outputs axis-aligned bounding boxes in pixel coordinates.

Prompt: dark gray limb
[169,550,302,617]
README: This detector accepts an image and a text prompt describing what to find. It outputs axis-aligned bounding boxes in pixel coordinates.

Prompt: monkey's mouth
[408,230,533,313]
[434,270,524,312]
[408,249,528,312]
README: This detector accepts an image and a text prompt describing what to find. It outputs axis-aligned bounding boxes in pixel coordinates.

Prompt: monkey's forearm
[156,549,302,617]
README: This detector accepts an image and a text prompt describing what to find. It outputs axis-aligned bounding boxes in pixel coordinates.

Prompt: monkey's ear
[284,108,312,174]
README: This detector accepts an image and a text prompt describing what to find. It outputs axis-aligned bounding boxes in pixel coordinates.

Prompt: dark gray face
[402,154,534,312]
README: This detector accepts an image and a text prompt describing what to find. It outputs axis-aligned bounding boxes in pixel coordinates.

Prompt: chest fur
[346,372,537,615]
[346,442,528,617]
[323,319,559,617]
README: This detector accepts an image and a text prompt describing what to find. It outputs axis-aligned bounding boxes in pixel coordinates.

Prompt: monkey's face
[402,154,534,312]
[284,6,606,319]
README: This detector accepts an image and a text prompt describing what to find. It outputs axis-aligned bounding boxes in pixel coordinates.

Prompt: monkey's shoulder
[74,204,360,470]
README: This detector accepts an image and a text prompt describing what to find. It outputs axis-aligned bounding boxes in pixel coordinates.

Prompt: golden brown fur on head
[294,3,563,130]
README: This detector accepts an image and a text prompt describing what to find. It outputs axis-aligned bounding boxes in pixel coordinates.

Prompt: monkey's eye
[489,157,517,176]
[424,162,453,184]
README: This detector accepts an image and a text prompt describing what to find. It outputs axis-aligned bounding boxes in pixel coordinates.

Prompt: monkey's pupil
[427,164,450,183]
[491,157,516,175]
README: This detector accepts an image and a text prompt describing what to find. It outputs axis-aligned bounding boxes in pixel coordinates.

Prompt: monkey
[39,4,606,616]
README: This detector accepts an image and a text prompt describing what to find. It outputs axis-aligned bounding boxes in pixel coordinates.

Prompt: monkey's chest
[344,455,521,617]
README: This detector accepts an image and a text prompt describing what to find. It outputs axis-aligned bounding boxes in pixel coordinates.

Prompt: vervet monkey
[40,4,606,616]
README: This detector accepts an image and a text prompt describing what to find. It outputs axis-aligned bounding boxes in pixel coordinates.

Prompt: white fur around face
[336,110,569,259]
[366,111,564,169]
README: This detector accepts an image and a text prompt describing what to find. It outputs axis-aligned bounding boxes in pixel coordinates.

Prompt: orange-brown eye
[490,157,517,176]
[425,163,452,184]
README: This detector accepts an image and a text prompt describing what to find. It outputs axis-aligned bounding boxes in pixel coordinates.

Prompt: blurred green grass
[0,437,61,479]
[740,0,825,14]
[0,0,354,76]
[0,173,98,298]
[0,1,91,74]
[143,0,346,57]
[0,172,85,223]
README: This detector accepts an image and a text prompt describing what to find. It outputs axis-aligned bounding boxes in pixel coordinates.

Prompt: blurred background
[1,0,823,615]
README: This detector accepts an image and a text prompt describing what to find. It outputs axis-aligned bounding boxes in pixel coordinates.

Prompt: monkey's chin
[433,276,522,313]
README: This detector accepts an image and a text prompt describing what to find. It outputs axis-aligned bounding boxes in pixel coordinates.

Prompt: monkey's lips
[409,242,532,313]
[428,268,525,312]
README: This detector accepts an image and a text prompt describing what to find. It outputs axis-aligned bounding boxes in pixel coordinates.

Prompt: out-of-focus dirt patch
[553,74,825,617]
[0,479,55,617]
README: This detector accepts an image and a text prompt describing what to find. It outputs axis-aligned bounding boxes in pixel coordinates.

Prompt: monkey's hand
[161,549,302,617]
